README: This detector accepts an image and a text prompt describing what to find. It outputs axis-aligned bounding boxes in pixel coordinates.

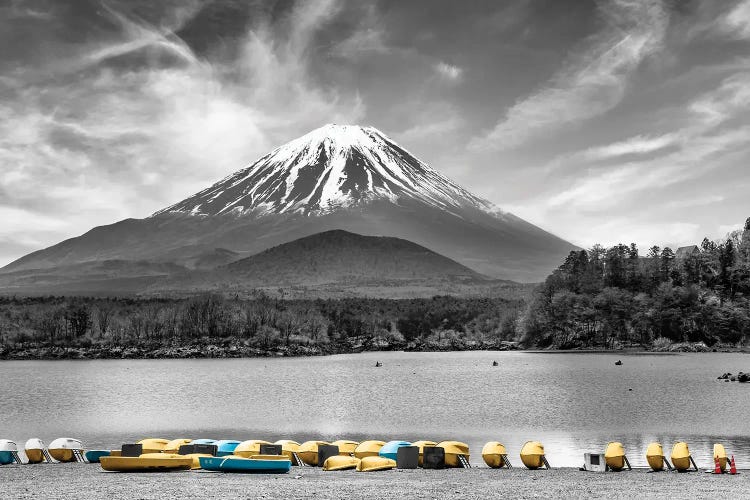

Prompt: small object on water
[492,361,498,366]
[375,361,382,367]
[615,360,623,366]
[628,388,632,391]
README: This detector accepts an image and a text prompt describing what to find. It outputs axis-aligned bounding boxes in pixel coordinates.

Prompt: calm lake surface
[2,352,749,467]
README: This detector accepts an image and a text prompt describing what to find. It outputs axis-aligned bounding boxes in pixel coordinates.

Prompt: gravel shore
[3,463,746,499]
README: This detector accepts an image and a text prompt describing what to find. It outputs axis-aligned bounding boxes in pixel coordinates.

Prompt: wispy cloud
[469,0,668,151]
[0,0,366,265]
[580,133,679,161]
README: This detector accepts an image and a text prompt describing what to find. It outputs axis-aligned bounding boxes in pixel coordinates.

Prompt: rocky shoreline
[0,338,520,360]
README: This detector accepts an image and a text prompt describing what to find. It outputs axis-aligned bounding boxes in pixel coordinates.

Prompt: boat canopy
[49,438,83,450]
[331,440,359,456]
[354,440,386,459]
[378,441,412,460]
[24,438,45,450]
[235,440,272,457]
[0,439,18,452]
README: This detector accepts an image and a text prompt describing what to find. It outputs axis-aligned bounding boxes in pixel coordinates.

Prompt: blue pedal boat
[379,441,412,461]
[85,450,111,463]
[198,456,291,474]
[216,440,241,457]
[191,439,218,445]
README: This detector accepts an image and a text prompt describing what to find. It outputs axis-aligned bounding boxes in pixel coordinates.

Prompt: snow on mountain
[153,124,501,219]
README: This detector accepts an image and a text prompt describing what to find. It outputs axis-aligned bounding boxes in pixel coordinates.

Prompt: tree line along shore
[1,219,748,360]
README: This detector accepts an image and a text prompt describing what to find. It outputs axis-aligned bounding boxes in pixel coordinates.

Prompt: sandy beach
[3,464,747,499]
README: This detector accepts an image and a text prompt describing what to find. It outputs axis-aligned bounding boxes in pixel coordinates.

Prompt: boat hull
[198,456,291,473]
[379,441,412,461]
[353,441,386,460]
[520,441,546,470]
[670,442,693,472]
[481,442,508,469]
[84,450,111,463]
[714,444,727,471]
[298,441,329,466]
[136,438,171,454]
[604,442,626,471]
[412,441,437,467]
[25,449,45,464]
[437,441,470,468]
[234,440,272,458]
[322,455,360,471]
[356,456,397,472]
[646,443,665,471]
[49,449,76,462]
[100,454,192,472]
[0,451,16,465]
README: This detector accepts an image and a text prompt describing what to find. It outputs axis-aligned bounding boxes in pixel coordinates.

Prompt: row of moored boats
[0,437,739,474]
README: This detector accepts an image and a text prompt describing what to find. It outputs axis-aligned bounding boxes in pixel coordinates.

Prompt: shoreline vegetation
[1,220,748,360]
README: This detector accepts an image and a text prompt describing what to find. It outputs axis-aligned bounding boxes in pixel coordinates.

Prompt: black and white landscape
[2,2,750,497]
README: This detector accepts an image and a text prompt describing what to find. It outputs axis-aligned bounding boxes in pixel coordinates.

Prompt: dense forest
[0,294,523,358]
[520,218,750,349]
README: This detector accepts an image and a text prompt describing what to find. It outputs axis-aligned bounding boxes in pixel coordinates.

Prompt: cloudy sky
[1,0,749,266]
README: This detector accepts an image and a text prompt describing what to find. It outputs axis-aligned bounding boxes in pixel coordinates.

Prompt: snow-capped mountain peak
[153,124,500,218]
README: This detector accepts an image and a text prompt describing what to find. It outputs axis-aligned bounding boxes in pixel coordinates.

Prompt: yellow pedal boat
[24,438,48,464]
[163,439,192,454]
[520,441,548,469]
[604,442,628,471]
[137,438,171,454]
[412,440,437,466]
[274,440,302,462]
[670,442,696,472]
[48,438,84,462]
[298,441,330,466]
[481,442,509,468]
[714,444,727,471]
[234,440,272,458]
[356,456,397,472]
[353,440,386,459]
[100,453,193,472]
[331,440,359,456]
[645,442,668,471]
[322,455,360,471]
[436,441,470,468]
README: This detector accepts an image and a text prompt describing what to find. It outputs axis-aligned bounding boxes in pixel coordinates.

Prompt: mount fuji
[2,124,576,294]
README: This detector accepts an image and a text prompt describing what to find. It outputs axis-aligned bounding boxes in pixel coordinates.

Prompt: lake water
[2,351,749,468]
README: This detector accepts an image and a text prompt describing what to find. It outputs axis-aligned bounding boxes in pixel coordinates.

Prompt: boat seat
[260,444,282,455]
[193,444,217,456]
[121,444,142,457]
[317,445,340,468]
[396,446,419,469]
[422,447,445,469]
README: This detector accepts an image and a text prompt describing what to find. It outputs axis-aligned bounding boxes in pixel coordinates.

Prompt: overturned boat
[411,441,437,467]
[604,442,631,471]
[100,453,193,472]
[353,440,386,459]
[322,455,360,471]
[436,441,471,468]
[0,440,21,465]
[481,442,511,469]
[520,441,550,470]
[49,438,85,462]
[645,442,671,471]
[378,441,412,461]
[24,438,51,464]
[356,455,397,472]
[670,442,698,472]
[199,455,291,473]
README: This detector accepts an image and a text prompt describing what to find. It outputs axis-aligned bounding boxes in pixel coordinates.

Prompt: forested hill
[520,218,750,349]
